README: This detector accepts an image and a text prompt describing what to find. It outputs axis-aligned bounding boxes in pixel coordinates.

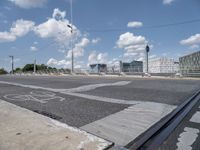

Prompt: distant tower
[146,45,150,73]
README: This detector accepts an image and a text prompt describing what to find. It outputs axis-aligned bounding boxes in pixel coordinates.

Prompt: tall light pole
[67,24,74,73]
[34,59,36,74]
[146,45,150,73]
[9,55,14,74]
[69,0,74,74]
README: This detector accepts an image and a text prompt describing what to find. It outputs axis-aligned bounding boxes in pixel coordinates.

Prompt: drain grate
[33,110,62,120]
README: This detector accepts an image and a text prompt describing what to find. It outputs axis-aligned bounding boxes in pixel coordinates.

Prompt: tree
[22,64,34,72]
[0,68,8,75]
[14,68,22,73]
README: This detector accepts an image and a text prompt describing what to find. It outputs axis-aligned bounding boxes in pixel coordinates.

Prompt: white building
[148,57,179,73]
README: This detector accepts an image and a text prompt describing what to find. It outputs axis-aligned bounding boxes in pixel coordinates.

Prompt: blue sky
[0,0,200,71]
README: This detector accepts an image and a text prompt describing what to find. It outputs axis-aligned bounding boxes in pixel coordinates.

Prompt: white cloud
[11,19,35,37]
[52,8,66,20]
[92,38,101,44]
[116,32,148,62]
[163,0,175,5]
[0,19,35,42]
[0,32,16,42]
[88,51,108,64]
[67,38,90,58]
[127,21,143,28]
[34,8,80,47]
[47,58,71,68]
[8,0,47,9]
[180,34,200,46]
[30,46,38,51]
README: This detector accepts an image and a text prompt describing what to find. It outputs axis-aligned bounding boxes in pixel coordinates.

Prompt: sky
[0,0,200,71]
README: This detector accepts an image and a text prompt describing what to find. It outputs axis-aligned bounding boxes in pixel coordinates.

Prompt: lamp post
[146,45,150,73]
[9,55,14,74]
[67,24,74,73]
[68,0,74,74]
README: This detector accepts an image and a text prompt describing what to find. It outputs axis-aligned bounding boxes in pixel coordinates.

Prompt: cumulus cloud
[127,21,143,28]
[88,51,108,64]
[180,34,200,47]
[92,38,101,44]
[116,32,148,61]
[0,19,35,42]
[11,19,35,37]
[47,58,71,68]
[163,0,175,5]
[67,38,90,58]
[0,32,16,42]
[34,8,80,47]
[30,46,38,51]
[52,8,66,20]
[8,0,47,9]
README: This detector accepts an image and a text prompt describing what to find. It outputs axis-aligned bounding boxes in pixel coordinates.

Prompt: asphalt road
[0,75,199,105]
[0,75,200,148]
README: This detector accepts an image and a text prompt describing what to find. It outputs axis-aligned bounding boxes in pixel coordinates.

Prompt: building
[89,64,107,73]
[122,61,143,73]
[179,51,200,76]
[148,57,179,73]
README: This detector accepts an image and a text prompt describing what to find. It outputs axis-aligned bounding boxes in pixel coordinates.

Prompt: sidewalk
[0,100,112,150]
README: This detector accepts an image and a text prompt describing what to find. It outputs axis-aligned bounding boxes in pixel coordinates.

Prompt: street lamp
[67,24,74,73]
[146,45,150,73]
[9,55,14,74]
[68,0,74,74]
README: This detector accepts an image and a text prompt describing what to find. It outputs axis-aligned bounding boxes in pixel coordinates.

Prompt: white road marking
[190,111,200,124]
[0,81,64,92]
[65,81,132,93]
[0,81,131,93]
[0,80,140,105]
[81,102,176,146]
[4,91,65,103]
[176,127,199,150]
[63,92,140,105]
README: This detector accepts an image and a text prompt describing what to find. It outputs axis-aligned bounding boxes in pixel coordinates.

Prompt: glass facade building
[179,51,200,76]
[122,61,143,73]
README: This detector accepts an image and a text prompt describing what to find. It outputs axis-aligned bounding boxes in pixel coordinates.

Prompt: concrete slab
[0,100,112,150]
[81,102,176,146]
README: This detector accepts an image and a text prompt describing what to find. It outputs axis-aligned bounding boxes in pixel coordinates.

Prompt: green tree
[14,68,22,73]
[22,64,34,72]
[0,68,8,75]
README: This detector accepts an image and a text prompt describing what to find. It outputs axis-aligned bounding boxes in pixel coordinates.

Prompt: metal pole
[146,45,150,73]
[70,0,74,74]
[34,59,36,74]
[9,56,14,74]
[147,51,148,73]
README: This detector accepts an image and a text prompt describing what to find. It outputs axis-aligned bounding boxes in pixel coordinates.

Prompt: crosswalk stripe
[190,111,200,124]
[176,127,199,150]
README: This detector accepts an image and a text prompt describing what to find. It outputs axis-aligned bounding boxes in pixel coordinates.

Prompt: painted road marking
[0,81,131,93]
[4,91,65,103]
[65,81,132,93]
[176,127,199,150]
[0,80,154,105]
[81,102,175,146]
[190,111,200,124]
[63,92,140,105]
